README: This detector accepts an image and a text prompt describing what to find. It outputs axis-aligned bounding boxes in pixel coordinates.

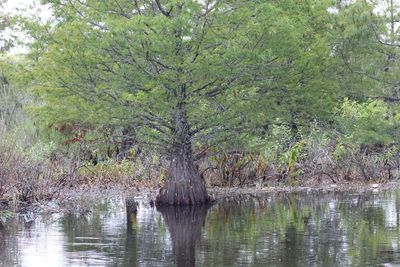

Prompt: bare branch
[154,0,171,17]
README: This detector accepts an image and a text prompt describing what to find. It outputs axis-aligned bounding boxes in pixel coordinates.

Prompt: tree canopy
[10,0,400,204]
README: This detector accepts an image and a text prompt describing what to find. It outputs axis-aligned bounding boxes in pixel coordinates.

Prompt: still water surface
[2,190,400,266]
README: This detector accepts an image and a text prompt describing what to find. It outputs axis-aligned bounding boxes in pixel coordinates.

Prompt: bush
[0,135,60,209]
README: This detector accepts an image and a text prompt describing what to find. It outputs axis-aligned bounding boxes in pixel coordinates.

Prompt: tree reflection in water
[124,200,138,267]
[158,205,210,267]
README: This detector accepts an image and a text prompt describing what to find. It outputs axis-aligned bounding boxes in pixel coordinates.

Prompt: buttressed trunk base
[156,152,210,206]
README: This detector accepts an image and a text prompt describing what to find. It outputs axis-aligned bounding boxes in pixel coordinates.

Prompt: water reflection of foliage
[337,191,400,266]
[200,191,400,266]
[4,191,400,266]
[0,222,19,267]
[60,198,131,265]
[60,198,174,266]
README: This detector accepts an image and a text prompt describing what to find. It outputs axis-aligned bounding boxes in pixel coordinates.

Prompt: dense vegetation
[2,0,400,206]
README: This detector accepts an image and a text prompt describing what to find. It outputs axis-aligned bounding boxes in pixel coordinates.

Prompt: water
[2,190,400,266]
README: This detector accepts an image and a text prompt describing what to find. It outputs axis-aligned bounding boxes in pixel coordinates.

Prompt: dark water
[2,190,400,266]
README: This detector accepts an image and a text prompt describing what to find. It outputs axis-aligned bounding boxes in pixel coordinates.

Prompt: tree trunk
[118,126,137,161]
[156,105,210,206]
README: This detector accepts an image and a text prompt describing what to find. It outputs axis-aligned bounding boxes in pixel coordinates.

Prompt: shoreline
[207,180,400,201]
[2,180,400,219]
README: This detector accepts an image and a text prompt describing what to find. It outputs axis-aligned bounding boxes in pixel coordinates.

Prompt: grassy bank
[1,133,400,214]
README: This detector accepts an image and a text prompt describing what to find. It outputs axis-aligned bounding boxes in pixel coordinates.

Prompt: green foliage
[28,140,58,161]
[79,159,136,182]
[338,99,400,146]
[4,0,400,185]
[24,0,348,154]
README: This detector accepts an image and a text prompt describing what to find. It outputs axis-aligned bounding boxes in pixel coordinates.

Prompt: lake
[1,189,400,266]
